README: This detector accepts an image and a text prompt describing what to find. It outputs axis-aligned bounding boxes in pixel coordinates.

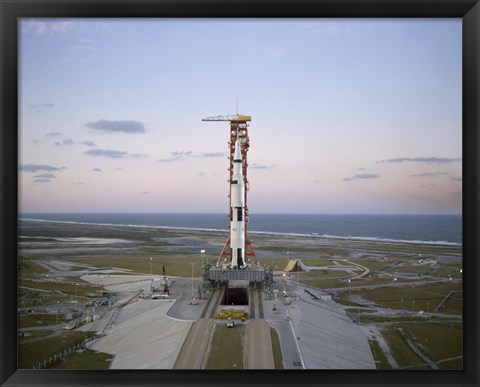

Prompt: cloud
[46,131,62,137]
[140,191,150,194]
[22,19,76,35]
[419,183,435,188]
[33,179,51,183]
[83,149,145,159]
[84,149,128,158]
[157,151,193,163]
[409,172,448,178]
[63,139,74,145]
[85,119,147,134]
[343,173,380,182]
[92,168,102,172]
[76,182,86,185]
[115,167,125,171]
[20,164,62,172]
[30,103,54,112]
[290,21,355,36]
[378,157,462,164]
[250,163,275,170]
[157,151,224,163]
[197,152,226,158]
[80,140,96,147]
[451,177,462,181]
[33,173,56,179]
[130,153,148,159]
[198,172,207,177]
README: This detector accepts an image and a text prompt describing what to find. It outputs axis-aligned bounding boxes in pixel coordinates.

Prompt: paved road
[270,319,303,369]
[173,318,215,369]
[245,320,275,369]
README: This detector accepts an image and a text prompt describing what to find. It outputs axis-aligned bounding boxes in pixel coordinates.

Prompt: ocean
[19,213,462,246]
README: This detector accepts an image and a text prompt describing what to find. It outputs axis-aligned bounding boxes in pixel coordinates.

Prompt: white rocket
[229,135,245,269]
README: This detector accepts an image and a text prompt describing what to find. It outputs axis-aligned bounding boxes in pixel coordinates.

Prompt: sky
[18,18,462,214]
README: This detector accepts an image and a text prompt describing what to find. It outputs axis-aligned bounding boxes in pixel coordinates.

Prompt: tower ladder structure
[202,114,258,266]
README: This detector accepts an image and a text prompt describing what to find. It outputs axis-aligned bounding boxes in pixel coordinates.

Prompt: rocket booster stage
[229,136,245,269]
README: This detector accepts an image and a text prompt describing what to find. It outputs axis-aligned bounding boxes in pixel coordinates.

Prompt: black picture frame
[1,1,478,386]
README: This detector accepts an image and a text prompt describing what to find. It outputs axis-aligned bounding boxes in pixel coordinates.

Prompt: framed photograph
[1,1,479,386]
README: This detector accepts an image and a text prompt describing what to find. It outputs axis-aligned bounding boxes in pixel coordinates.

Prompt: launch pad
[201,263,275,301]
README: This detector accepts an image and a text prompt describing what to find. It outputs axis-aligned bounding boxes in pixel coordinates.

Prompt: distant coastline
[19,213,462,247]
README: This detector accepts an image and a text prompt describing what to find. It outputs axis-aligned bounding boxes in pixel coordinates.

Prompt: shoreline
[19,217,462,248]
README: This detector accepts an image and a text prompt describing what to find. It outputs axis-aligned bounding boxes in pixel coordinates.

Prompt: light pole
[56,301,60,323]
[401,299,403,311]
[75,283,78,299]
[190,262,195,301]
[297,261,300,291]
[201,250,205,268]
[412,300,415,313]
[100,276,104,295]
[150,257,152,276]
[348,279,351,302]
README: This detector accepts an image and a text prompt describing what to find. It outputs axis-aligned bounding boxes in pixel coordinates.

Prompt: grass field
[380,326,429,369]
[270,327,283,369]
[204,324,245,369]
[50,349,113,369]
[349,282,462,314]
[398,321,463,366]
[380,321,462,370]
[368,339,391,369]
[18,329,54,343]
[18,313,65,328]
[62,256,207,277]
[18,331,95,369]
[18,278,99,296]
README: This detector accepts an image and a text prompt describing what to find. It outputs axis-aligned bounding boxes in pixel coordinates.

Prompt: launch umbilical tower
[202,114,258,268]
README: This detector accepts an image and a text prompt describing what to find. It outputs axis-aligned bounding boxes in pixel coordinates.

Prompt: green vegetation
[270,327,283,369]
[18,331,95,369]
[18,313,65,328]
[380,326,429,369]
[399,322,462,366]
[301,277,351,289]
[18,278,98,295]
[368,340,391,369]
[64,256,206,277]
[18,329,54,342]
[349,259,392,272]
[356,282,462,314]
[204,325,245,369]
[19,259,49,274]
[379,322,463,370]
[50,349,113,369]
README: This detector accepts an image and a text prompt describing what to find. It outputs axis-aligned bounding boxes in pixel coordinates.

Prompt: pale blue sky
[19,19,462,214]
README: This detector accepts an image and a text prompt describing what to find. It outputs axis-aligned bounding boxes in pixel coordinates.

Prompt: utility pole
[191,262,195,301]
